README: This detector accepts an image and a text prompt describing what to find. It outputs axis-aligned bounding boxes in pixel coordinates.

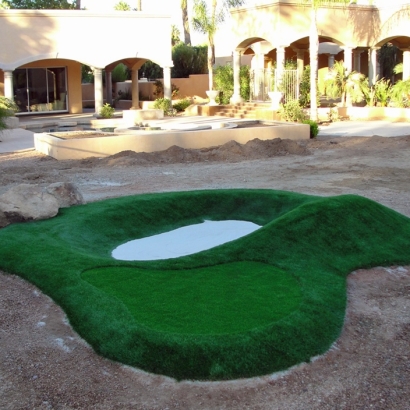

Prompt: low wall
[344,107,410,121]
[34,121,309,160]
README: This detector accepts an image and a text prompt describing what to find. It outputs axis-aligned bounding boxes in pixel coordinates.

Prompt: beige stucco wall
[231,1,410,51]
[34,122,309,160]
[18,59,83,114]
[0,10,172,70]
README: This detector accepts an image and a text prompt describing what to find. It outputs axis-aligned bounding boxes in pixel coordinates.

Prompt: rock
[0,184,59,227]
[0,182,85,228]
[45,182,85,208]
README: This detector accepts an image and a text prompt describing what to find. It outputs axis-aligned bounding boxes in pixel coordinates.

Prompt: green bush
[214,64,251,105]
[154,98,175,116]
[279,99,306,122]
[0,96,18,132]
[111,63,129,82]
[302,119,319,139]
[138,61,163,80]
[173,98,192,112]
[171,43,207,78]
[99,103,115,119]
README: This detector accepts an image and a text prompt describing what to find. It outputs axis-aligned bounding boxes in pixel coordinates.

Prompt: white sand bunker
[112,220,261,261]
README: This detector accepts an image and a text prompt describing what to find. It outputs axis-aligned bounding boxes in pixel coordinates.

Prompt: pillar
[230,50,244,104]
[4,70,14,101]
[343,47,353,73]
[105,70,113,106]
[93,67,104,116]
[275,46,286,91]
[368,47,379,86]
[353,50,363,73]
[163,66,171,100]
[401,48,410,81]
[131,68,140,109]
[328,54,335,68]
[296,49,305,81]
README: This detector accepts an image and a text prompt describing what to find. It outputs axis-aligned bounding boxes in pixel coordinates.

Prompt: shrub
[111,63,129,82]
[171,43,207,78]
[99,103,115,119]
[214,64,251,105]
[0,97,18,132]
[138,61,163,80]
[390,79,410,108]
[173,98,192,112]
[279,99,306,122]
[154,98,175,116]
[302,119,319,139]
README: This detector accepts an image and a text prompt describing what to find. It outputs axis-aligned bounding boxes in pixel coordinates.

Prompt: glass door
[13,67,67,114]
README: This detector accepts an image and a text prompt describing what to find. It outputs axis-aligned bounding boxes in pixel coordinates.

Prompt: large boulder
[45,182,85,208]
[0,183,85,228]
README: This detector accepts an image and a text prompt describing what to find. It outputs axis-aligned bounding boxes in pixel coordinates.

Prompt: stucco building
[0,9,173,115]
[228,0,410,103]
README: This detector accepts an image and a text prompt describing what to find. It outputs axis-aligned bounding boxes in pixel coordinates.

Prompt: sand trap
[112,220,261,261]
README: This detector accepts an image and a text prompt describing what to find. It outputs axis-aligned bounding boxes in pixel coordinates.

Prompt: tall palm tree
[299,0,349,120]
[193,0,245,91]
[181,0,191,45]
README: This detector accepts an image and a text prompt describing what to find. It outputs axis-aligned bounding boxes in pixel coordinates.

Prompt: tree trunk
[136,0,141,10]
[208,43,214,90]
[309,5,318,121]
[76,0,81,9]
[181,0,191,45]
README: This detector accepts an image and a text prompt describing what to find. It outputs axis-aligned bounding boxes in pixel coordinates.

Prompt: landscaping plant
[279,99,307,122]
[99,103,115,119]
[0,96,18,132]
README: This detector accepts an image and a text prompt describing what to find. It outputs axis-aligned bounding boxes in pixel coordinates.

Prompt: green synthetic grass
[82,262,302,334]
[0,189,410,380]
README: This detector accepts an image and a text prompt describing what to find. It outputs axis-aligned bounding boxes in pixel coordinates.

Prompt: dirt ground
[0,135,409,409]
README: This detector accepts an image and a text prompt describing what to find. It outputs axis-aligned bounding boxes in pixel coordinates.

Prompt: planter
[268,91,283,110]
[206,90,220,106]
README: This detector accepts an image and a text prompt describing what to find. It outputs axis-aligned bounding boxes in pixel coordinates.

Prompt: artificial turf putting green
[0,189,410,380]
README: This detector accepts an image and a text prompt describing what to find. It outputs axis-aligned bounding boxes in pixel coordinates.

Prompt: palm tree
[181,0,191,45]
[299,0,349,120]
[136,0,141,10]
[192,0,245,91]
[324,60,365,106]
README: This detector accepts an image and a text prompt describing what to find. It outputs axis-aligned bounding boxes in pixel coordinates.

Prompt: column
[353,50,363,73]
[343,47,353,73]
[401,48,410,81]
[105,70,113,106]
[4,70,14,101]
[131,68,140,109]
[275,46,286,90]
[328,54,335,68]
[93,67,104,116]
[163,66,171,100]
[296,49,305,81]
[230,50,244,104]
[368,47,379,86]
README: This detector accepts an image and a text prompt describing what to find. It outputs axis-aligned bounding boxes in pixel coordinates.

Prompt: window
[13,67,67,114]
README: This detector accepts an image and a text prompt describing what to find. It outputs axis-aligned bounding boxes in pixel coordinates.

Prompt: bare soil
[1,135,410,409]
